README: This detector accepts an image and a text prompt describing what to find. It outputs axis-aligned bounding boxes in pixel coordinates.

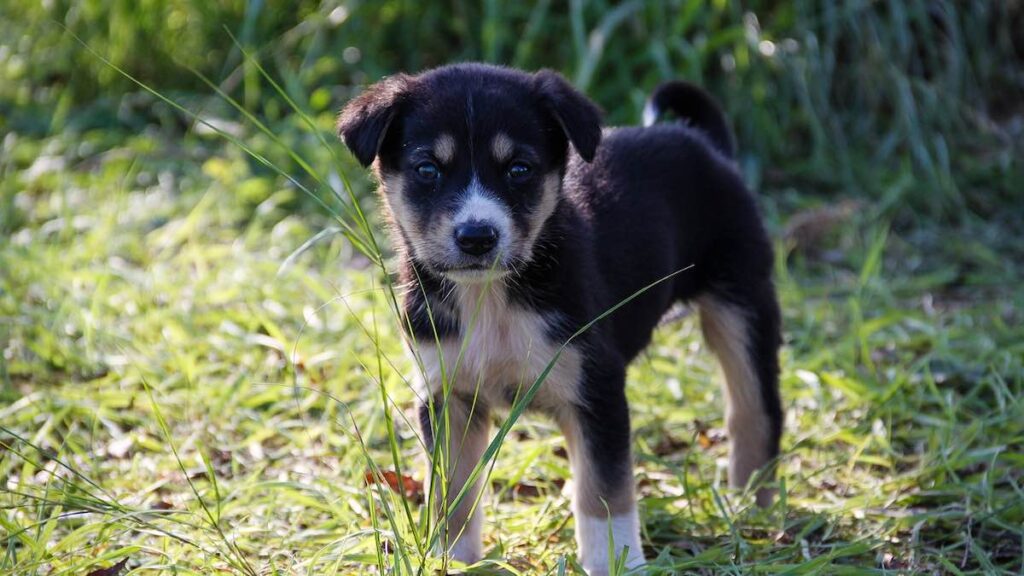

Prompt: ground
[2,106,1022,575]
[2,1,1023,573]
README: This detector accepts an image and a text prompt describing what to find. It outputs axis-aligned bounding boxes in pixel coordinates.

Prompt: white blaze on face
[451,176,513,255]
[434,133,456,165]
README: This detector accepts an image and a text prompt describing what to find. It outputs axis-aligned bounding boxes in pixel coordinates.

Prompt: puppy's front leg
[419,394,490,564]
[560,365,645,576]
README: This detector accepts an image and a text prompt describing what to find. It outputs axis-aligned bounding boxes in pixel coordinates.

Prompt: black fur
[337,73,413,167]
[643,80,735,159]
[533,69,604,162]
[339,63,783,543]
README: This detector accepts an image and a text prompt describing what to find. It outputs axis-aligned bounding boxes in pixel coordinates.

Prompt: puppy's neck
[450,281,507,324]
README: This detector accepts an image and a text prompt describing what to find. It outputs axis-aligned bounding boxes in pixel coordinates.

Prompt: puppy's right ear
[337,74,413,167]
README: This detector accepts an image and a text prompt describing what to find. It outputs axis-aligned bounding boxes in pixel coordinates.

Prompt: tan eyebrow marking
[434,133,456,164]
[491,133,514,163]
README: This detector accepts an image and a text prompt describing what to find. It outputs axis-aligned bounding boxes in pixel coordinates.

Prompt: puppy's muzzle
[454,222,499,256]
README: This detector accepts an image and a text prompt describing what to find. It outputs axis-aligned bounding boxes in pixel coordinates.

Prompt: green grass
[2,1,1024,574]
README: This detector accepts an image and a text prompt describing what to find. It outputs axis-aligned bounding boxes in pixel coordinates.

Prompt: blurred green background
[2,1,1023,574]
[3,0,1021,216]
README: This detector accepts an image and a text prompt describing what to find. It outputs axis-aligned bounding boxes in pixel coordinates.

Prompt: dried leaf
[512,483,541,498]
[364,470,423,502]
[495,478,564,501]
[653,433,690,456]
[694,422,726,450]
[86,558,129,576]
[882,552,909,569]
[697,430,713,449]
[784,200,860,253]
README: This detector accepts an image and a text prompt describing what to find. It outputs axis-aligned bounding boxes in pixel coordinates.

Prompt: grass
[2,1,1024,574]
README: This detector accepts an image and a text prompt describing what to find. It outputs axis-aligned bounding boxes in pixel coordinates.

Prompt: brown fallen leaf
[86,558,129,576]
[494,478,565,501]
[505,555,536,572]
[697,429,713,449]
[653,433,690,456]
[364,470,423,502]
[513,482,541,498]
[693,421,726,450]
[696,426,729,448]
[784,199,860,254]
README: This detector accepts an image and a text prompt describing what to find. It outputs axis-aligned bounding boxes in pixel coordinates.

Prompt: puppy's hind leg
[418,394,490,564]
[698,282,783,506]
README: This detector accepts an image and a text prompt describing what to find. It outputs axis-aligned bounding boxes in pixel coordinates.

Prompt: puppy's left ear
[337,73,413,167]
[533,70,603,162]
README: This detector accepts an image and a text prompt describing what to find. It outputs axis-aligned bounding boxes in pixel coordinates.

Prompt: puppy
[337,64,782,575]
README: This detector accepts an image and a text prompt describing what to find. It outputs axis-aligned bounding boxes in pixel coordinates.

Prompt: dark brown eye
[508,162,532,180]
[415,161,440,181]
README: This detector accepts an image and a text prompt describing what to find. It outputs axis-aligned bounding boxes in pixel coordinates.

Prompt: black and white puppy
[338,63,782,575]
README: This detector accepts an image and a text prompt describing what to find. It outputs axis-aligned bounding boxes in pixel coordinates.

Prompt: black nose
[454,223,499,256]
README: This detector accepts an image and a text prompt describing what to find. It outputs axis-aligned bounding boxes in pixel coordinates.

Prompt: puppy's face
[338,64,602,283]
[376,93,563,282]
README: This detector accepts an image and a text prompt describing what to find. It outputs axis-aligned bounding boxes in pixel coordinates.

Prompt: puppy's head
[337,64,602,283]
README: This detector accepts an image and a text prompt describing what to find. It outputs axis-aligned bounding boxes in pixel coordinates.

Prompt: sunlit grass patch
[3,117,1022,573]
[2,0,1023,573]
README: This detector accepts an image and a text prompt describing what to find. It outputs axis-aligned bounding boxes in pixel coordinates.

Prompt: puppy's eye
[507,162,532,180]
[415,162,440,181]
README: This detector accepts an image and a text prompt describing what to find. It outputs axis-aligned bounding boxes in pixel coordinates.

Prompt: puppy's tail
[642,81,735,159]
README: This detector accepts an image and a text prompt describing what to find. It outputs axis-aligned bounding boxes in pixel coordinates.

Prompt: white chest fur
[412,284,582,413]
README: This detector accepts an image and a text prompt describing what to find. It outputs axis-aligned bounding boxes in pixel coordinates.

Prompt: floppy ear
[533,70,603,162]
[337,73,413,167]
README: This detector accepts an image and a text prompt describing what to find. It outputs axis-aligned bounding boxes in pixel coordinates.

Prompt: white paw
[576,510,647,575]
[446,535,482,565]
[436,511,483,566]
